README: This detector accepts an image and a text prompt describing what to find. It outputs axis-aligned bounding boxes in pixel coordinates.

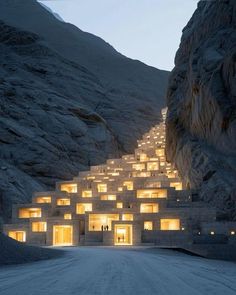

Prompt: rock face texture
[166,0,236,220]
[0,0,169,219]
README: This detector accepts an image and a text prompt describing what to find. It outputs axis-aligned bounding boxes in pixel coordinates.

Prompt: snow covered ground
[0,247,236,295]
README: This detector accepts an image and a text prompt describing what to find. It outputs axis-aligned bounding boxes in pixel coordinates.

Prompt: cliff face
[0,1,169,220]
[166,0,236,220]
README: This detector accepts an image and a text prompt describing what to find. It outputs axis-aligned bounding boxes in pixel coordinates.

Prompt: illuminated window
[170,182,182,191]
[146,182,161,188]
[116,202,123,209]
[139,153,149,162]
[160,219,180,230]
[132,172,151,177]
[137,189,167,199]
[19,208,42,218]
[82,190,92,198]
[144,221,153,230]
[64,213,72,220]
[147,162,159,171]
[100,195,116,201]
[140,203,159,213]
[36,196,51,203]
[123,181,133,190]
[60,183,77,193]
[122,214,133,221]
[57,198,70,206]
[118,187,123,192]
[97,183,107,193]
[32,222,47,232]
[156,148,165,157]
[132,163,145,171]
[8,231,26,242]
[76,203,92,214]
[89,214,119,231]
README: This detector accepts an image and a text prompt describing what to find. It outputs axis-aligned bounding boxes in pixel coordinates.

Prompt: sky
[39,0,198,71]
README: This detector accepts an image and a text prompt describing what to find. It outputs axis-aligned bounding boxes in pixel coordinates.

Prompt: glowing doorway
[114,224,133,245]
[53,225,73,246]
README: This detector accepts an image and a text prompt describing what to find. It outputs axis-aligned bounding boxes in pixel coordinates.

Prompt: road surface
[0,247,236,295]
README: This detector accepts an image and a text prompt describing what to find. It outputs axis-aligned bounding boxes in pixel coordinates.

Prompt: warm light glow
[160,219,180,230]
[210,231,215,235]
[32,222,47,232]
[100,194,116,201]
[89,214,119,231]
[146,182,161,188]
[139,153,149,162]
[57,198,70,206]
[156,148,165,157]
[170,182,183,191]
[132,172,151,177]
[147,162,159,171]
[140,203,159,213]
[123,181,133,190]
[8,231,26,242]
[60,183,77,193]
[82,190,92,198]
[36,196,51,203]
[132,163,145,171]
[231,231,235,235]
[144,221,153,230]
[19,208,42,218]
[114,224,133,245]
[64,213,72,220]
[53,225,73,246]
[122,214,133,221]
[116,202,123,209]
[137,189,167,199]
[118,187,123,192]
[76,203,92,214]
[97,183,107,193]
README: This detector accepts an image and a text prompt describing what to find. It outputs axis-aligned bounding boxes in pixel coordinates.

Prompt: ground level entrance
[53,225,73,246]
[114,224,133,245]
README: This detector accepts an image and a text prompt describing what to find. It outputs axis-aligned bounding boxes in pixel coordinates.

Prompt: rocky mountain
[0,0,169,220]
[166,0,236,220]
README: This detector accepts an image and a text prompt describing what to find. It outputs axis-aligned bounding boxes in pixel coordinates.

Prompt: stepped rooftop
[4,108,236,247]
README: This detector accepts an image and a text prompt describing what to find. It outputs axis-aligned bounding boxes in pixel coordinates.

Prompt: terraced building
[3,109,236,247]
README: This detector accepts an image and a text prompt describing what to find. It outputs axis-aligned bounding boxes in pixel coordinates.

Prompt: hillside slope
[0,0,169,219]
[166,0,236,220]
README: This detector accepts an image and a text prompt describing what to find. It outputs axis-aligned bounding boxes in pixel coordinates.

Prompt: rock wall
[0,1,169,220]
[166,0,236,220]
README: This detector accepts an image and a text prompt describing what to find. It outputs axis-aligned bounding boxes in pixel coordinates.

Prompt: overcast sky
[39,0,198,71]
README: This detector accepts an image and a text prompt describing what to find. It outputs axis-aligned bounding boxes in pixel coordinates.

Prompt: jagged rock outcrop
[166,0,236,220]
[0,1,169,220]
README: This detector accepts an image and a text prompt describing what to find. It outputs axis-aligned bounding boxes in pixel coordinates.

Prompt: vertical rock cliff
[166,0,236,220]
